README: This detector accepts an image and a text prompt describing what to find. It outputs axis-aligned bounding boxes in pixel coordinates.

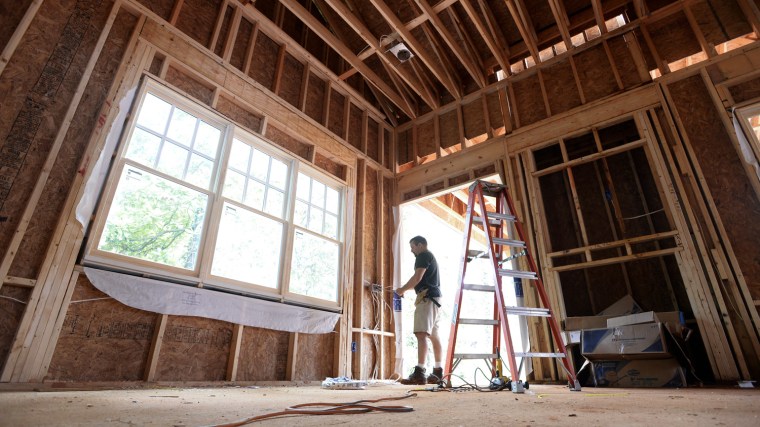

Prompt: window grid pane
[223,139,288,219]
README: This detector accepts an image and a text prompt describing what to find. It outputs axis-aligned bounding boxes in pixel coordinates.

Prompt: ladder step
[454,353,498,360]
[459,318,499,325]
[514,352,566,358]
[487,212,516,222]
[472,216,502,226]
[463,284,495,292]
[504,306,551,317]
[498,269,538,280]
[492,237,526,248]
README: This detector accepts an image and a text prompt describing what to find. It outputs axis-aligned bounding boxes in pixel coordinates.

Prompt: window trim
[83,78,346,311]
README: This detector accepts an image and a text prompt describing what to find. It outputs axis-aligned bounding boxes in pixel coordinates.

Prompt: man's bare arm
[397,267,426,294]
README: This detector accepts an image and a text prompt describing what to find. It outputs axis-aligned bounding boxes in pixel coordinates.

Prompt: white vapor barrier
[732,110,760,182]
[391,206,404,376]
[77,87,137,228]
[84,268,341,334]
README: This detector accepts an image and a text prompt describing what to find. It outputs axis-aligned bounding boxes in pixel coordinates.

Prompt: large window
[85,80,345,309]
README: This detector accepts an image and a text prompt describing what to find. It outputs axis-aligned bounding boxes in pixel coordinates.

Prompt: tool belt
[414,288,441,308]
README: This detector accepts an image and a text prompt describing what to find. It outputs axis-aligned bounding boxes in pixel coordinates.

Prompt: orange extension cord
[209,393,417,426]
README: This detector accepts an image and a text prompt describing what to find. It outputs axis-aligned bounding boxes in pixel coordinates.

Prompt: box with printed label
[589,358,686,387]
[581,323,669,359]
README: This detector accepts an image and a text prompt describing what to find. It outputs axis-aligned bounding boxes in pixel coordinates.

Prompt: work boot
[399,366,427,385]
[427,367,444,384]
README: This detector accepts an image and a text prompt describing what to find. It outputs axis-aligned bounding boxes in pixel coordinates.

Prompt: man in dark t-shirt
[395,236,443,385]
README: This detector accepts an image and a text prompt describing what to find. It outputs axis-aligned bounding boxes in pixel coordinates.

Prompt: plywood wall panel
[230,17,253,71]
[165,65,215,106]
[46,277,155,381]
[626,257,677,312]
[367,118,380,163]
[539,171,579,252]
[213,5,234,58]
[0,285,31,368]
[328,90,346,137]
[513,74,547,127]
[574,44,618,103]
[668,75,760,300]
[293,332,334,381]
[348,104,363,151]
[0,0,34,50]
[692,0,752,45]
[176,0,221,48]
[361,333,378,379]
[249,32,279,91]
[265,124,311,160]
[608,35,644,89]
[135,0,175,21]
[215,95,264,133]
[485,91,505,132]
[559,269,594,316]
[586,263,629,313]
[314,151,345,180]
[647,12,701,64]
[462,98,486,141]
[305,72,326,124]
[383,128,392,169]
[397,128,413,164]
[728,77,760,104]
[277,53,304,109]
[439,109,459,149]
[383,176,394,332]
[417,119,436,158]
[542,60,582,116]
[236,327,289,381]
[155,316,232,382]
[8,6,137,280]
[363,167,378,287]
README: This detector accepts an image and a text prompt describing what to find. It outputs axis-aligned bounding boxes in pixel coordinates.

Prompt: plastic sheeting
[732,109,760,182]
[84,267,340,334]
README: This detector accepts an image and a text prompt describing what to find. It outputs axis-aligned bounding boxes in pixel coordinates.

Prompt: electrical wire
[207,393,417,426]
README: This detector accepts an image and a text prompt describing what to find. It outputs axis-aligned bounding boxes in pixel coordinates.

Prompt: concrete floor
[1,383,759,426]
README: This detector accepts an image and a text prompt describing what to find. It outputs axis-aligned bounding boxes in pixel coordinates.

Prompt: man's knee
[414,332,429,340]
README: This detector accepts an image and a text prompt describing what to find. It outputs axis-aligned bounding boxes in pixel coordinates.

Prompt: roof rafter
[276,0,416,118]
[591,0,608,33]
[460,0,511,76]
[413,0,486,88]
[547,0,573,49]
[504,0,540,63]
[368,0,463,99]
[319,0,438,110]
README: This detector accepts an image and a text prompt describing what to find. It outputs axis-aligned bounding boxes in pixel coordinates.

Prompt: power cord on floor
[207,393,417,426]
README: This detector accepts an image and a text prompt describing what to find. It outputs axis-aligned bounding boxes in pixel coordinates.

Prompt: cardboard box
[563,330,581,345]
[581,323,669,359]
[606,311,684,330]
[588,358,686,387]
[565,315,611,331]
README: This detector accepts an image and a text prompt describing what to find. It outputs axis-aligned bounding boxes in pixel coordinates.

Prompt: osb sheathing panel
[0,0,34,50]
[215,95,264,134]
[397,128,413,164]
[367,119,380,163]
[585,263,629,313]
[539,171,578,253]
[0,285,31,368]
[607,35,644,89]
[277,53,304,109]
[362,167,379,329]
[647,12,701,63]
[293,333,334,381]
[134,0,174,21]
[574,44,618,103]
[165,65,214,106]
[361,333,378,379]
[213,5,234,58]
[348,104,363,151]
[632,28,659,71]
[559,269,594,316]
[383,176,393,332]
[417,119,436,158]
[8,7,138,279]
[46,277,156,382]
[668,75,760,299]
[236,327,289,381]
[626,257,677,312]
[383,128,392,169]
[314,151,345,180]
[230,17,253,71]
[462,98,486,140]
[542,60,582,116]
[729,77,760,104]
[439,109,459,149]
[265,124,311,160]
[692,0,752,45]
[485,91,505,131]
[249,32,279,91]
[0,0,110,266]
[155,316,232,382]
[176,0,221,48]
[328,90,346,138]
[513,74,547,127]
[572,162,616,245]
[305,72,326,124]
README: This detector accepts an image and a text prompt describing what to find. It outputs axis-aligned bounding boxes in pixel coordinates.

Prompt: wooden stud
[602,40,625,90]
[537,69,552,117]
[226,324,244,381]
[209,0,229,51]
[0,0,43,76]
[272,45,287,95]
[169,0,184,26]
[285,332,298,381]
[222,6,242,62]
[242,22,258,76]
[145,315,168,381]
[683,3,717,58]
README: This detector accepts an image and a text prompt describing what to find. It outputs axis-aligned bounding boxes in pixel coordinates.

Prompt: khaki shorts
[413,297,441,335]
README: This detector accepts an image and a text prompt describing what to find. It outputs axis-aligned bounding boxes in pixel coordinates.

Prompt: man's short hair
[409,236,427,246]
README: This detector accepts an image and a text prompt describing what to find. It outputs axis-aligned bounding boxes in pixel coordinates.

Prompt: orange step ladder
[444,180,580,391]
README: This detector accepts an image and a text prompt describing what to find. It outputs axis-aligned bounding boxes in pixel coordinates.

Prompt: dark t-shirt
[413,250,441,298]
